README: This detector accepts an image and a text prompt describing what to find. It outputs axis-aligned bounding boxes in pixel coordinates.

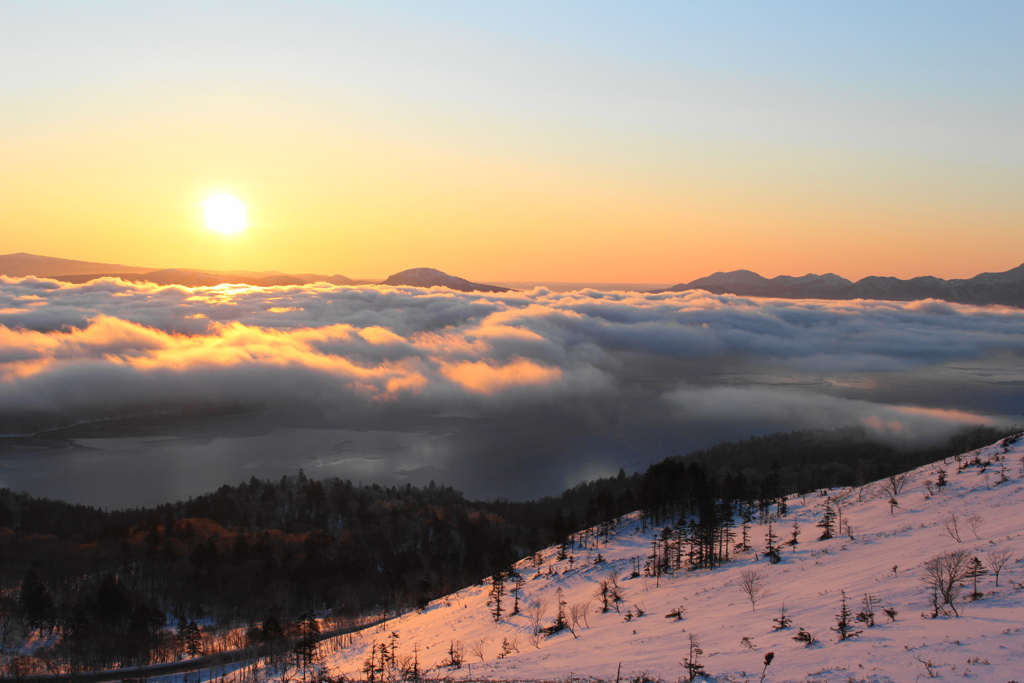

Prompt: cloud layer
[1,276,1022,503]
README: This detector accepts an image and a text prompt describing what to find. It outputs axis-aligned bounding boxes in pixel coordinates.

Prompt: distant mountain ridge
[4,253,1022,305]
[0,253,510,291]
[664,263,1024,307]
[0,252,155,277]
[382,267,513,293]
[0,253,358,287]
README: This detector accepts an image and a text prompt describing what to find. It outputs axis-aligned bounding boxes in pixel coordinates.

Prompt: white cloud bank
[1,276,1021,500]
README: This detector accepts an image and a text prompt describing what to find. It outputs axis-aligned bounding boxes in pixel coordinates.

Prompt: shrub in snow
[440,639,464,668]
[664,606,686,622]
[792,628,815,646]
[771,603,792,631]
[854,593,878,627]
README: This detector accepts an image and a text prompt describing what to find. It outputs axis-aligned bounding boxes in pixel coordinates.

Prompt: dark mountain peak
[670,269,852,296]
[382,267,513,293]
[663,263,1024,308]
[969,263,1024,286]
[771,272,852,287]
[686,269,770,289]
[295,272,356,285]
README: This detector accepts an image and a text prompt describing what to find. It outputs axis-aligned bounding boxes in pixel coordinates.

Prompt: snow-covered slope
[312,436,1024,682]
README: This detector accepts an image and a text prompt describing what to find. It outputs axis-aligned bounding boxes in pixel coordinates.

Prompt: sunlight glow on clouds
[440,358,562,395]
[0,276,1021,451]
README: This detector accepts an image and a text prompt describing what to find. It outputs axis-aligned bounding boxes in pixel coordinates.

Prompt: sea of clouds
[1,276,1022,504]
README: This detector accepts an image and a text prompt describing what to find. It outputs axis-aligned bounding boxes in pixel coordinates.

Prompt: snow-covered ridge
[308,434,1024,683]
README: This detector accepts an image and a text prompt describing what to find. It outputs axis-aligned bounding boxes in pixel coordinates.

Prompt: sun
[202,192,248,234]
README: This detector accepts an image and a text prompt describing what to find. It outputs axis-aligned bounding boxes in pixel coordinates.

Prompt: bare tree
[882,472,911,497]
[941,513,962,542]
[0,598,19,657]
[966,514,985,539]
[922,550,972,617]
[569,602,591,631]
[469,638,487,662]
[986,549,1013,587]
[738,568,769,611]
[595,573,625,613]
[497,636,519,659]
[525,600,546,648]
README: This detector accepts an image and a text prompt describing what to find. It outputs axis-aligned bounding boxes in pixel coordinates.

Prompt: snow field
[309,437,1024,682]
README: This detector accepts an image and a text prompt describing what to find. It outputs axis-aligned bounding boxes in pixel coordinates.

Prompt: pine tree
[510,571,525,615]
[772,603,792,631]
[488,571,506,622]
[17,569,55,634]
[260,615,285,644]
[388,631,400,668]
[541,586,569,635]
[967,556,988,600]
[833,590,862,641]
[293,612,321,682]
[442,640,464,669]
[362,642,379,683]
[681,633,706,682]
[736,506,753,552]
[788,521,801,547]
[406,644,422,681]
[763,522,781,564]
[498,637,518,658]
[182,620,203,657]
[817,498,836,540]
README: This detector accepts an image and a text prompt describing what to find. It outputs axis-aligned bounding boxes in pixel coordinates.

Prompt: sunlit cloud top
[3,277,1023,501]
[2,277,1022,429]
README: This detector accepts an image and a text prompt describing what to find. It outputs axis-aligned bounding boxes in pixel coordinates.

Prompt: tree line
[0,424,1011,673]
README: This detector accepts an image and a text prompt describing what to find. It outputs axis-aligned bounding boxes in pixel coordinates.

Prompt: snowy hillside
[305,435,1024,682]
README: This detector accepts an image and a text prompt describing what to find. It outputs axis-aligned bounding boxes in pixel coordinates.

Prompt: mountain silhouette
[0,252,154,277]
[0,253,357,287]
[382,267,513,293]
[663,264,1024,307]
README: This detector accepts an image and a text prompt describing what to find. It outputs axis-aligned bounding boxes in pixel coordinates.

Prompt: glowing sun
[202,193,248,234]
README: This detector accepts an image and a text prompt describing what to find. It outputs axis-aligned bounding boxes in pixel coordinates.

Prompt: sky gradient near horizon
[2,1,1022,283]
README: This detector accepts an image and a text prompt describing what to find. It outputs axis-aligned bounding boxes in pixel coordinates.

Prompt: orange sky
[2,3,1021,283]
